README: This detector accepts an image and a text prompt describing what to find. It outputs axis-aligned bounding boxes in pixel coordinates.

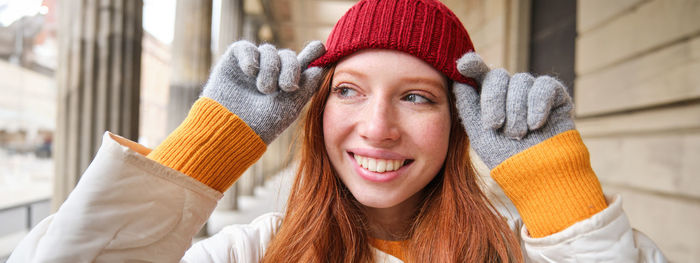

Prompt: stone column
[167,0,212,131]
[54,0,143,210]
[218,0,244,53]
[217,0,244,210]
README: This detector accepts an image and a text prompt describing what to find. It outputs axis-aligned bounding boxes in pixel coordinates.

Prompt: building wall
[443,0,530,72]
[443,0,700,261]
[0,61,55,133]
[139,32,171,148]
[575,0,700,261]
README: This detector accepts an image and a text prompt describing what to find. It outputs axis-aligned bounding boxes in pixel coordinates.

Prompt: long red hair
[262,67,522,262]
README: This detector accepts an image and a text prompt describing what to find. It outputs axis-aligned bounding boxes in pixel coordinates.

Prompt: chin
[348,187,409,209]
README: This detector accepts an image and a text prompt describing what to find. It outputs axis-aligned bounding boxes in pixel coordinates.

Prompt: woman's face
[323,49,451,209]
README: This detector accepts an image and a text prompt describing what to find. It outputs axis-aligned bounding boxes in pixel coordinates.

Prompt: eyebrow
[401,77,446,89]
[333,69,366,79]
[333,69,445,89]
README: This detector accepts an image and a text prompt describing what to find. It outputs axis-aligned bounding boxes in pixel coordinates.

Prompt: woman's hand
[452,52,574,169]
[201,40,326,144]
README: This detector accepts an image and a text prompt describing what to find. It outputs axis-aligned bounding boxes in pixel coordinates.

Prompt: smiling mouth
[351,153,413,173]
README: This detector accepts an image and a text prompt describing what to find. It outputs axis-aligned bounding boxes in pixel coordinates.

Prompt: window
[529,0,576,97]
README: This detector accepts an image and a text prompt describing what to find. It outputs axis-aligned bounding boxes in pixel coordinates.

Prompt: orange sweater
[147,97,607,261]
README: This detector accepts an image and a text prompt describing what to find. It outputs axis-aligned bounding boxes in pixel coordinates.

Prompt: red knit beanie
[309,0,478,88]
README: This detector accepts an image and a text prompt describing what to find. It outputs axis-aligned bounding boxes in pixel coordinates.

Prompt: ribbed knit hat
[309,0,478,88]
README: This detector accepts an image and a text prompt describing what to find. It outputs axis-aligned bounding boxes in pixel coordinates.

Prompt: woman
[9,0,666,262]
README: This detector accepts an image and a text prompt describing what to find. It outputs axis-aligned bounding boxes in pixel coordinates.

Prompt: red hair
[262,67,522,262]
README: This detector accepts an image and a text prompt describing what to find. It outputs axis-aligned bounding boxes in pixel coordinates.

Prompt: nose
[358,98,400,144]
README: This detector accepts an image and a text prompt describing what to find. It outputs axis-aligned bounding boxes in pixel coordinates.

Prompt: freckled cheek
[322,103,354,149]
[408,115,451,158]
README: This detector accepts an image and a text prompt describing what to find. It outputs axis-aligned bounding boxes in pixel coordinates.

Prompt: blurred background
[0,0,698,261]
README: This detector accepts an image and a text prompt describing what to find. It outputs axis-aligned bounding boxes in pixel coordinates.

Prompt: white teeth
[353,154,406,173]
[368,158,376,171]
[376,160,386,173]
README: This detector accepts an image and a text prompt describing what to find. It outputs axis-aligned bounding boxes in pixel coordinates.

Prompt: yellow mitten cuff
[147,97,266,192]
[491,130,607,238]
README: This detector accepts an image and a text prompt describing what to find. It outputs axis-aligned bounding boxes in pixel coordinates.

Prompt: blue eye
[332,86,359,98]
[403,93,433,104]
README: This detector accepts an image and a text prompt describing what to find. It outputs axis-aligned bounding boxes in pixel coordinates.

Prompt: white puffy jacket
[7,133,668,262]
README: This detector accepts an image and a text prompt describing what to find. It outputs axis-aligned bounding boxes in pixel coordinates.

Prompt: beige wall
[443,0,530,72]
[575,0,700,261]
[447,0,700,261]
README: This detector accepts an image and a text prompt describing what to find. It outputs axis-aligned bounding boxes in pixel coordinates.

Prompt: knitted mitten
[147,41,325,192]
[202,40,326,144]
[453,52,606,237]
[453,52,574,169]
